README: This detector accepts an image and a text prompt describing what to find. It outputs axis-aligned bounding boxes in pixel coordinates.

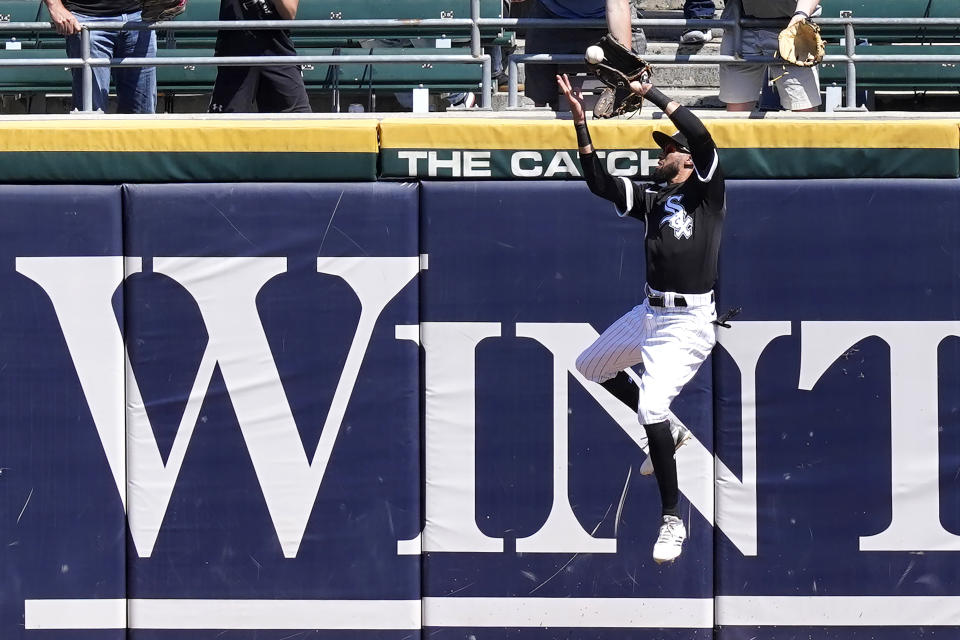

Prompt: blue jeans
[65,11,157,113]
[684,0,716,20]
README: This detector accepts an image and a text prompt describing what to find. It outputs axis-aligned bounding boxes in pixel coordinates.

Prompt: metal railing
[0,0,493,111]
[0,1,958,113]
[504,16,960,111]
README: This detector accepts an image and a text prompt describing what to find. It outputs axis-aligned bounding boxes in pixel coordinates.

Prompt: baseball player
[556,73,725,563]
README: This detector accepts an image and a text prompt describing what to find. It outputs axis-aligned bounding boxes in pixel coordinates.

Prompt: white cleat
[640,422,692,475]
[652,515,687,564]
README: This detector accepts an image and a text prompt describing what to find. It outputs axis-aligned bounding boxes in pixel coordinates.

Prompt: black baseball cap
[652,130,690,153]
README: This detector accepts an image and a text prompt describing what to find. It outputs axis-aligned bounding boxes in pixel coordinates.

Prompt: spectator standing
[208,0,310,113]
[519,0,645,109]
[45,0,156,113]
[719,0,822,111]
[681,0,716,44]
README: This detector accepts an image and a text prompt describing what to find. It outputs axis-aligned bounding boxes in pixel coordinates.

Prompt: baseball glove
[778,20,825,67]
[586,34,652,118]
[141,0,186,21]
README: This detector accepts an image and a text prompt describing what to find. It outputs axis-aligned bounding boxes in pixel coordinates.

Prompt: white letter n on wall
[799,321,960,551]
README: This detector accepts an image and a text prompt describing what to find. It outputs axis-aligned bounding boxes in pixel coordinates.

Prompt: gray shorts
[718,26,822,110]
[524,0,645,108]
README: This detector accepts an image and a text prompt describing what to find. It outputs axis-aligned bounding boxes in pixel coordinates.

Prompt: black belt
[647,291,714,308]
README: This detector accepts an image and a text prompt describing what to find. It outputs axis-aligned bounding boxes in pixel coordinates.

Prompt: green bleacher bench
[0,0,61,49]
[0,0,509,51]
[153,47,482,93]
[165,0,506,50]
[299,47,482,92]
[819,43,960,90]
[0,48,70,92]
[818,0,960,43]
[0,46,482,96]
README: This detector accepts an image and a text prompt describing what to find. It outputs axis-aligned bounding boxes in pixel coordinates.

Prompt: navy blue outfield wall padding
[0,186,126,640]
[419,181,715,636]
[1,178,960,639]
[714,179,960,638]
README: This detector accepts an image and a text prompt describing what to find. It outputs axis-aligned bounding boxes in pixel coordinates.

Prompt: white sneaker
[652,515,686,564]
[640,422,691,476]
[680,29,713,44]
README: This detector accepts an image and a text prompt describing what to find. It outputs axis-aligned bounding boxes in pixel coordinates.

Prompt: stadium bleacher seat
[0,0,494,109]
[152,47,481,93]
[818,0,960,42]
[0,0,508,49]
[0,47,482,106]
[819,44,960,91]
[163,0,507,49]
[0,48,69,92]
[0,0,60,49]
[817,1,960,97]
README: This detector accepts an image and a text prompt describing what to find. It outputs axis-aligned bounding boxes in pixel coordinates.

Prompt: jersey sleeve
[669,106,720,184]
[581,150,647,219]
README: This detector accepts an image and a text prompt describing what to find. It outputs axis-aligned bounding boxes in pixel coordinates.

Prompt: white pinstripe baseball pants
[576,297,717,425]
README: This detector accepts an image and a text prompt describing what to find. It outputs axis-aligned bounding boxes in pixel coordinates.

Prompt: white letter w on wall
[17,256,421,559]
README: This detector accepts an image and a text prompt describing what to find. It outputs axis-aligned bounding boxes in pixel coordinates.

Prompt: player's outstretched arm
[556,74,632,213]
[630,81,718,179]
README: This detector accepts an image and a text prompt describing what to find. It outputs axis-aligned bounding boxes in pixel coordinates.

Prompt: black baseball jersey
[581,106,726,294]
[64,0,141,17]
[216,0,297,56]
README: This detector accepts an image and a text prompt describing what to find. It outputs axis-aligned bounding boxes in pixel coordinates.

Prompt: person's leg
[771,58,823,111]
[718,27,765,111]
[643,420,680,516]
[113,9,156,114]
[575,303,649,388]
[522,2,562,108]
[256,64,312,113]
[634,305,716,561]
[600,370,638,411]
[64,15,114,111]
[209,66,259,113]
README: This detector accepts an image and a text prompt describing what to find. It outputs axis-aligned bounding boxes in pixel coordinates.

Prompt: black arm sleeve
[581,149,631,214]
[667,105,718,180]
[644,87,717,179]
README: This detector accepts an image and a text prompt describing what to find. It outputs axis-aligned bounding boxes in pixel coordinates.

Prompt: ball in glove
[585,45,605,65]
[584,35,652,118]
[778,20,825,67]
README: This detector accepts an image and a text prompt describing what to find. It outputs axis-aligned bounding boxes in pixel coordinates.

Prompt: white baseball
[585,45,605,64]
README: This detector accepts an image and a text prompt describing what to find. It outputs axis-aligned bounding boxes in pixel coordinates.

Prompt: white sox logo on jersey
[660,195,693,239]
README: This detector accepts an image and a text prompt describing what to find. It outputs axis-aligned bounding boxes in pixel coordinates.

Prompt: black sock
[600,371,639,412]
[643,420,679,517]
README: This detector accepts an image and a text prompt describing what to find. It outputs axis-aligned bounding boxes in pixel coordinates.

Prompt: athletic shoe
[447,92,476,109]
[680,29,713,45]
[639,422,691,476]
[653,515,686,564]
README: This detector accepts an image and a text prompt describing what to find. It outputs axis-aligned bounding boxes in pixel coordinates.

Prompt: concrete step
[640,10,724,41]
[657,87,724,109]
[646,41,722,56]
[647,62,719,89]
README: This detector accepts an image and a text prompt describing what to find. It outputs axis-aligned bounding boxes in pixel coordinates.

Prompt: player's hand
[47,0,81,35]
[629,80,653,96]
[556,73,586,124]
[787,13,807,27]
